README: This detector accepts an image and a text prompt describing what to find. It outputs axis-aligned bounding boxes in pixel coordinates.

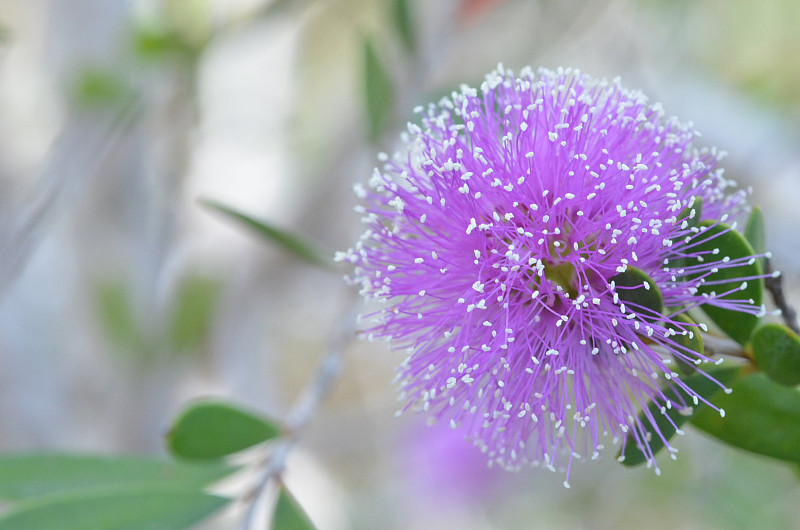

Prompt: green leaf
[0,484,229,530]
[0,454,235,501]
[363,36,394,142]
[692,220,763,345]
[665,312,704,375]
[619,366,743,467]
[95,279,137,349]
[745,206,766,256]
[392,0,416,53]
[272,486,316,530]
[132,26,186,59]
[73,69,132,108]
[609,265,664,321]
[169,275,221,353]
[751,323,800,386]
[691,372,800,464]
[167,400,281,461]
[199,199,330,268]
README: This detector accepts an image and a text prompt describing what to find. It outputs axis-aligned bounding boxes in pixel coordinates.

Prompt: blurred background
[0,0,799,528]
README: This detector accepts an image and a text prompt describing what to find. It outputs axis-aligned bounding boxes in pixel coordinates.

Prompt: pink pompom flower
[340,66,764,484]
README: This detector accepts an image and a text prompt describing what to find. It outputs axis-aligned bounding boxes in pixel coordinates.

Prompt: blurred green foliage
[362,36,394,142]
[169,275,222,354]
[273,486,317,530]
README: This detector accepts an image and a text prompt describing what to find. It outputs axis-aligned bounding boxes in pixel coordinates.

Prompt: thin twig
[764,258,800,335]
[0,98,141,298]
[701,334,750,359]
[238,294,358,530]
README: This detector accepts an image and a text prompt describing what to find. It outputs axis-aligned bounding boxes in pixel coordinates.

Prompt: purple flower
[340,66,763,484]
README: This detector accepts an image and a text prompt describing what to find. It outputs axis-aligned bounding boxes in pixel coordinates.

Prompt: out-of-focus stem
[238,294,357,530]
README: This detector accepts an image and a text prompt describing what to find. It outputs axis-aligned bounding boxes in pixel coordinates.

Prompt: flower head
[341,66,762,482]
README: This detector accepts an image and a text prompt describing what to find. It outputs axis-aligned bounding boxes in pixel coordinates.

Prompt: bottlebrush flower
[339,65,764,484]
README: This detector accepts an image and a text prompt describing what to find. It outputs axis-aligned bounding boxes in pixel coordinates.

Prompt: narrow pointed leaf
[0,484,229,530]
[692,220,763,345]
[168,400,281,461]
[744,206,766,256]
[609,265,663,321]
[271,486,316,530]
[363,37,393,141]
[691,372,800,464]
[200,199,330,267]
[0,454,235,501]
[751,323,800,386]
[619,366,743,466]
[392,0,416,53]
[169,275,221,353]
[95,280,137,349]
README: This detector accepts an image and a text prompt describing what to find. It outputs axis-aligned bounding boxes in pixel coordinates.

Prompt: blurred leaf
[164,0,212,51]
[665,312,704,375]
[168,400,281,461]
[0,484,228,530]
[619,365,743,467]
[0,454,235,501]
[363,36,394,142]
[392,0,416,53]
[271,486,316,530]
[96,279,138,349]
[745,206,766,256]
[133,25,186,59]
[751,323,800,386]
[609,265,663,321]
[169,275,221,353]
[745,206,766,271]
[691,372,800,464]
[73,69,132,108]
[0,24,7,43]
[200,199,330,268]
[693,220,763,345]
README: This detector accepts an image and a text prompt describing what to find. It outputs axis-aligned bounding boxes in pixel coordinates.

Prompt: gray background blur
[0,0,799,528]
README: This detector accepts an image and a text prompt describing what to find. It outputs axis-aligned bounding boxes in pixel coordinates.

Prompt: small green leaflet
[691,220,763,345]
[691,372,800,464]
[167,400,282,461]
[609,265,663,321]
[271,485,317,530]
[751,323,800,386]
